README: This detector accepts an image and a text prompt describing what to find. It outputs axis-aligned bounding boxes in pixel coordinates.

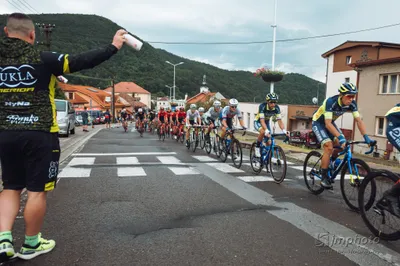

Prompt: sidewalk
[237,133,400,173]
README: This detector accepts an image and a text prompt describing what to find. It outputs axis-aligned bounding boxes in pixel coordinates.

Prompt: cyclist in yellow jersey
[379,103,400,216]
[311,83,373,189]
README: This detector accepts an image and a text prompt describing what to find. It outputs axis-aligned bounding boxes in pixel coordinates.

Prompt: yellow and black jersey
[312,95,360,123]
[0,36,118,132]
[386,103,400,125]
[254,102,281,122]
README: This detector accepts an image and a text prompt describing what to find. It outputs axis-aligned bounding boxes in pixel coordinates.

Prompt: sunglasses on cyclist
[230,105,237,109]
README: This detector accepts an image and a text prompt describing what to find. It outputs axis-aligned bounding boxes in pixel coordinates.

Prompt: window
[346,56,352,64]
[380,74,400,94]
[345,77,350,83]
[247,112,250,128]
[375,117,386,136]
[68,92,74,99]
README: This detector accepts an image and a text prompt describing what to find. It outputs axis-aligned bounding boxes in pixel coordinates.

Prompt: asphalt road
[4,125,400,266]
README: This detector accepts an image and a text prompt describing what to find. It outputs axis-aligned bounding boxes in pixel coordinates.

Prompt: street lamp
[270,0,278,94]
[165,61,184,102]
[165,85,173,102]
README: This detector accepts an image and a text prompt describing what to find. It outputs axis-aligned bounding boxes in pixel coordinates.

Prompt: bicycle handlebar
[227,127,247,136]
[334,140,377,156]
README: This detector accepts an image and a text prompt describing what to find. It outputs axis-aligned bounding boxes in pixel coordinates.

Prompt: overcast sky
[2,0,400,82]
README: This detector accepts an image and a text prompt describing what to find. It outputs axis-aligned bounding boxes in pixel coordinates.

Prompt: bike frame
[258,133,285,164]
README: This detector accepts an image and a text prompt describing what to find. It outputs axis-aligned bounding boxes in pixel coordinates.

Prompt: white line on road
[168,167,200,175]
[157,156,185,165]
[191,155,218,162]
[237,176,288,182]
[195,163,400,266]
[206,163,244,173]
[68,157,95,166]
[58,167,91,178]
[117,167,146,177]
[73,152,177,156]
[116,157,139,165]
[290,165,311,172]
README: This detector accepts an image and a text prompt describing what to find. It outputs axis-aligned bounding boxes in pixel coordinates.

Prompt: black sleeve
[41,44,118,76]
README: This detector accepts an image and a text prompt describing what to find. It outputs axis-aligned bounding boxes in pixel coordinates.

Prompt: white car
[55,99,76,137]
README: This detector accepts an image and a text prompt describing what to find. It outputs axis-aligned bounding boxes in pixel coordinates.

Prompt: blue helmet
[266,92,278,102]
[338,83,358,95]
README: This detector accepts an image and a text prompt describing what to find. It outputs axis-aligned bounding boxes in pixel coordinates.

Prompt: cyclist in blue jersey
[254,92,289,157]
[380,103,400,216]
[220,98,246,140]
[203,100,222,141]
[312,83,374,189]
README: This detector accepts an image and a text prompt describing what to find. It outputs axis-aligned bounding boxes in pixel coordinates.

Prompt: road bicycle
[204,126,221,157]
[303,140,376,211]
[250,133,287,183]
[187,125,204,152]
[358,163,400,240]
[219,127,246,168]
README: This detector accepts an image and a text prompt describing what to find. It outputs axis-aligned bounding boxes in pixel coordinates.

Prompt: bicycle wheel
[200,131,206,150]
[231,139,243,168]
[250,142,263,174]
[359,171,400,241]
[340,158,372,212]
[219,138,227,162]
[214,134,221,158]
[303,151,324,195]
[269,145,287,183]
[191,131,198,152]
[205,134,212,154]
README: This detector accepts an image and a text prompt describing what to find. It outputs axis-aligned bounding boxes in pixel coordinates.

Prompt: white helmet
[198,107,205,112]
[190,104,197,109]
[229,98,239,106]
[138,108,143,112]
[213,100,221,107]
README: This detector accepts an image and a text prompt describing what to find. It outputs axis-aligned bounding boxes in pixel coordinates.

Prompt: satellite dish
[312,97,318,104]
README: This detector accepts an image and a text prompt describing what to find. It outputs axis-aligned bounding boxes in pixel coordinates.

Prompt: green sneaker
[0,239,16,263]
[17,233,56,260]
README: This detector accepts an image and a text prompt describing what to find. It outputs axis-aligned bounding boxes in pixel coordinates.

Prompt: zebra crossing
[58,153,355,182]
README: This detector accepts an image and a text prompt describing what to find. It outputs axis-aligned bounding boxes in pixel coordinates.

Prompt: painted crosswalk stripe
[168,167,200,175]
[192,155,218,162]
[58,167,91,178]
[206,163,244,173]
[237,176,276,182]
[117,167,146,177]
[74,152,177,156]
[68,157,95,166]
[271,157,294,165]
[117,157,139,165]
[157,156,185,164]
[290,165,312,172]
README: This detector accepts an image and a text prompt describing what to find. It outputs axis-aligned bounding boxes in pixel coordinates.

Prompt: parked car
[289,129,321,149]
[55,99,75,137]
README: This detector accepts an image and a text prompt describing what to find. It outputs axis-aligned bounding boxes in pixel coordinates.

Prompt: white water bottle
[124,34,143,51]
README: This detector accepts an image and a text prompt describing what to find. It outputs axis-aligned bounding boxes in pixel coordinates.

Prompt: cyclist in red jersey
[158,107,168,133]
[176,107,186,137]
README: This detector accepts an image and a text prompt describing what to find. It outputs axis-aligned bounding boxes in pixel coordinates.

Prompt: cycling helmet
[180,106,185,110]
[198,107,205,112]
[266,92,278,102]
[213,100,221,107]
[190,104,197,109]
[338,82,358,95]
[138,108,143,112]
[229,98,239,106]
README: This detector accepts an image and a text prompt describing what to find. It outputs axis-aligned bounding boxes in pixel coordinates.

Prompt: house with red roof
[104,81,151,109]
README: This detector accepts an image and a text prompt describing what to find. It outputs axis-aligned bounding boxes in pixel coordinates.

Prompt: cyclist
[120,108,128,129]
[198,107,207,125]
[169,108,178,138]
[165,107,173,135]
[148,110,156,132]
[220,98,246,141]
[254,93,289,157]
[135,108,146,131]
[157,107,168,133]
[312,82,373,189]
[185,104,201,147]
[176,106,186,137]
[203,101,222,141]
[379,103,400,216]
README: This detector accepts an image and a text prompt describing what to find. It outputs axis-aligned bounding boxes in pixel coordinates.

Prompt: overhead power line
[147,22,400,45]
[15,0,39,13]
[5,0,24,13]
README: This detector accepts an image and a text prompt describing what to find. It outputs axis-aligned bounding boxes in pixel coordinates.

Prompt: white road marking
[116,157,139,165]
[68,157,95,166]
[73,152,177,156]
[58,167,91,178]
[195,163,400,266]
[206,163,244,173]
[290,165,311,172]
[168,167,200,175]
[157,156,185,164]
[237,176,276,182]
[191,155,218,162]
[117,167,146,177]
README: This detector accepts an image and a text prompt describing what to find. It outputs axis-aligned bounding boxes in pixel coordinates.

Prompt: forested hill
[0,13,326,104]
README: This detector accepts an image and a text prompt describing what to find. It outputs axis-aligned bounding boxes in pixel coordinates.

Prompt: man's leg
[312,122,334,189]
[17,132,58,260]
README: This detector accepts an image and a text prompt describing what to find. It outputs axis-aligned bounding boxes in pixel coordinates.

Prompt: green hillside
[0,13,326,105]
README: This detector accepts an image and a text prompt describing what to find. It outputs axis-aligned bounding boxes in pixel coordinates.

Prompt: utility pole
[111,78,116,123]
[35,23,56,50]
